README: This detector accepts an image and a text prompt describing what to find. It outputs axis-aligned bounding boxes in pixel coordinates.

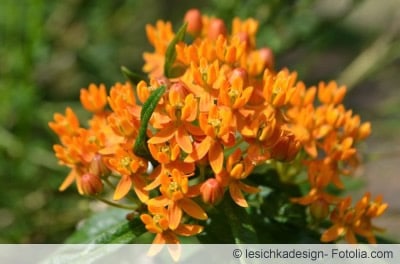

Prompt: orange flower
[106,146,148,201]
[148,169,207,230]
[80,84,107,114]
[148,83,202,154]
[140,205,203,261]
[216,149,259,207]
[185,104,235,173]
[48,107,80,139]
[321,193,388,243]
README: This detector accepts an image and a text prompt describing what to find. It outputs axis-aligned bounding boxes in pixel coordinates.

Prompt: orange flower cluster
[49,9,387,246]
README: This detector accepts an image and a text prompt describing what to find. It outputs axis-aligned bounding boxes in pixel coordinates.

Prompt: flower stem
[94,196,138,211]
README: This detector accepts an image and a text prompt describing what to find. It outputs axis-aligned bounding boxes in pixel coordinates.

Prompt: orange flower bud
[200,178,224,204]
[270,131,300,162]
[208,18,227,40]
[229,67,248,85]
[184,9,203,36]
[89,154,110,177]
[258,47,274,69]
[80,172,103,196]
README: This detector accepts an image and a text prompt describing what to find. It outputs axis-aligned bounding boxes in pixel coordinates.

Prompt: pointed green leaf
[164,22,187,78]
[134,85,166,160]
[42,212,147,263]
[121,66,146,85]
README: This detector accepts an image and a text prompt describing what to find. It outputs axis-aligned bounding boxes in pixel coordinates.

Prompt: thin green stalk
[94,196,138,211]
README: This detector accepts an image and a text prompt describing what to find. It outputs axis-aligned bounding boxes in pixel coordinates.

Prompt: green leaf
[164,22,187,78]
[65,208,145,244]
[133,85,166,160]
[42,209,147,264]
[121,65,146,85]
[220,194,258,244]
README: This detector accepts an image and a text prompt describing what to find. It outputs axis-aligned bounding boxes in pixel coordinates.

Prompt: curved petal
[184,136,212,162]
[168,202,183,230]
[209,141,223,173]
[174,224,204,236]
[148,125,175,144]
[113,174,132,200]
[179,198,208,220]
[321,224,344,242]
[229,182,248,207]
[176,126,193,153]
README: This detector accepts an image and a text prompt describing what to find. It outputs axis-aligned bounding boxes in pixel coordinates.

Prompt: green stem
[94,196,138,211]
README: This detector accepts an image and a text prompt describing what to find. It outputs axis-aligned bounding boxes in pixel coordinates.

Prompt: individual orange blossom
[321,193,387,244]
[140,204,203,261]
[80,83,107,114]
[147,83,201,154]
[240,106,281,162]
[185,104,235,173]
[105,146,148,201]
[48,107,80,139]
[263,69,297,108]
[148,169,207,230]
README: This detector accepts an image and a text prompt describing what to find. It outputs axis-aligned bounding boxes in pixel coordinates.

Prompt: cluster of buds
[49,9,387,248]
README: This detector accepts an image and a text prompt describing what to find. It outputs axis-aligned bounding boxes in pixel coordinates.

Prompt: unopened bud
[200,178,224,205]
[80,173,103,196]
[258,47,274,70]
[208,18,227,40]
[184,9,203,36]
[229,68,248,85]
[270,131,300,162]
[89,154,110,177]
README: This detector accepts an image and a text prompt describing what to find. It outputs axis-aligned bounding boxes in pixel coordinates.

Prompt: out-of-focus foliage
[1,0,399,243]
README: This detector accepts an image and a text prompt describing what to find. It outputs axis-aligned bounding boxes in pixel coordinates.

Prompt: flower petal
[179,198,208,220]
[168,202,183,230]
[113,175,132,200]
[229,182,248,207]
[209,141,223,173]
[175,126,193,153]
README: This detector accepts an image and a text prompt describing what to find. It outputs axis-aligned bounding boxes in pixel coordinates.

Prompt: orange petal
[132,175,149,203]
[229,182,248,207]
[184,136,212,162]
[148,125,175,144]
[175,126,193,153]
[238,181,260,194]
[209,141,223,173]
[321,224,344,242]
[59,169,78,192]
[113,175,132,200]
[168,202,182,230]
[174,224,204,236]
[148,234,165,257]
[179,198,208,220]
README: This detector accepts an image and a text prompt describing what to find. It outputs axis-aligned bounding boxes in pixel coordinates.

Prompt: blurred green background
[1,0,399,243]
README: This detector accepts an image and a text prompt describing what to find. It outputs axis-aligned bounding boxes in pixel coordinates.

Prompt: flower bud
[258,47,274,70]
[310,199,330,221]
[270,131,300,162]
[200,178,224,205]
[80,172,103,196]
[229,67,248,85]
[89,154,110,177]
[208,18,227,40]
[184,9,203,36]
